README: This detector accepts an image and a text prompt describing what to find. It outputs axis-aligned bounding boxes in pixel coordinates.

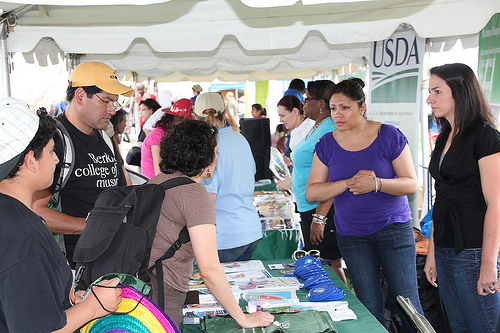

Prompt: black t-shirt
[0,193,73,332]
[429,121,500,253]
[55,114,127,264]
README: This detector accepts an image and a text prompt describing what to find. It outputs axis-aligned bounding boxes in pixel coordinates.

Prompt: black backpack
[73,177,194,310]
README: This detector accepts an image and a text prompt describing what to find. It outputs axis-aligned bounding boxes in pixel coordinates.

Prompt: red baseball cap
[164,98,194,118]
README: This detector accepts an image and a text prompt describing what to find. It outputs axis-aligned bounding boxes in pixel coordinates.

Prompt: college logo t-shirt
[57,114,126,218]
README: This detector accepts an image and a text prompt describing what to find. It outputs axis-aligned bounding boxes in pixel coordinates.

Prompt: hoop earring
[319,108,323,114]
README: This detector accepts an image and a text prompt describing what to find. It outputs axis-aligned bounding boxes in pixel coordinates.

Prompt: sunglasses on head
[292,249,321,262]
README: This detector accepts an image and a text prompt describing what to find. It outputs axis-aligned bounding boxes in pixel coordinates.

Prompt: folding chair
[396,295,436,333]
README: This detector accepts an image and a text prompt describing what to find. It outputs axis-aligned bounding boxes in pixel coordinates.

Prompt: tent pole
[0,21,11,97]
[133,72,140,135]
[0,5,37,98]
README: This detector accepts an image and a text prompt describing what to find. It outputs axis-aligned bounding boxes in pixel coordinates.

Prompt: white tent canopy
[0,0,499,82]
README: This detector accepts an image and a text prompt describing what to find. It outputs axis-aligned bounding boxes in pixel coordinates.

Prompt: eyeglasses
[304,97,320,103]
[292,249,321,262]
[94,94,122,112]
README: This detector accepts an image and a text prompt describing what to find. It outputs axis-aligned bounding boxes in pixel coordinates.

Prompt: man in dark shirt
[33,61,133,267]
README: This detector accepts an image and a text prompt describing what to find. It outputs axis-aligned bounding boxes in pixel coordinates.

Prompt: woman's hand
[282,155,292,167]
[238,311,275,328]
[276,136,287,154]
[276,178,292,190]
[477,263,498,296]
[310,223,324,245]
[424,255,438,288]
[85,278,122,318]
[346,170,376,195]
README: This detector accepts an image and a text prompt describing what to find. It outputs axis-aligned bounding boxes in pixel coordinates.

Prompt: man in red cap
[33,61,134,267]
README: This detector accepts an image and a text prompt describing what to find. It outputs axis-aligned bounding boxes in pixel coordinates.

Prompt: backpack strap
[50,119,75,209]
[99,128,116,156]
[148,176,195,310]
[158,176,195,191]
[153,226,190,310]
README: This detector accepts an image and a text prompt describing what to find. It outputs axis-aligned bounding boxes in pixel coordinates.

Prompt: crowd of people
[0,60,499,332]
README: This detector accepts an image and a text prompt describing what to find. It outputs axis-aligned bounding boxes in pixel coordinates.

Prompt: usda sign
[370,30,424,105]
[369,29,425,227]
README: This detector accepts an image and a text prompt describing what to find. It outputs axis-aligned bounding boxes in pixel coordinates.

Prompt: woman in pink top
[141,99,194,178]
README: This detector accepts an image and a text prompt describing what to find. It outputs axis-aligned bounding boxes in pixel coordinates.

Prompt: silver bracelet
[312,218,327,226]
[312,213,327,225]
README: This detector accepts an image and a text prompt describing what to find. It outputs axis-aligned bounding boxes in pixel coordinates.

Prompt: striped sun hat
[80,274,180,333]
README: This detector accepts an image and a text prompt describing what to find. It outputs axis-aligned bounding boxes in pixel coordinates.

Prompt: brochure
[197,288,242,304]
[182,302,226,315]
[182,303,228,325]
[268,263,295,270]
[269,147,291,181]
[234,277,301,291]
[225,270,273,284]
[245,290,299,305]
[221,260,266,273]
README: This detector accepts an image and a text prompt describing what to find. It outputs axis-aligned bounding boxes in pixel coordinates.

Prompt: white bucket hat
[0,97,40,180]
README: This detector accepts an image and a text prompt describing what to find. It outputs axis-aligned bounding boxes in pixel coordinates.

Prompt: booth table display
[181,260,388,333]
[252,191,301,261]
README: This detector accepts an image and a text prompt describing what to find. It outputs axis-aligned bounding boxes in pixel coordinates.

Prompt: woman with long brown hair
[424,63,500,332]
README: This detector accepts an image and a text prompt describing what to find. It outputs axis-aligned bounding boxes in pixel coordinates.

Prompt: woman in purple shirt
[306,78,423,331]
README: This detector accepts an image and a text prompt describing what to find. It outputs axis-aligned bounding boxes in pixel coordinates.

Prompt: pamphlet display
[183,260,355,325]
[253,193,295,230]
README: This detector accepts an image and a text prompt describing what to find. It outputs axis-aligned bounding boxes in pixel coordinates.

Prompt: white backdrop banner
[369,29,425,227]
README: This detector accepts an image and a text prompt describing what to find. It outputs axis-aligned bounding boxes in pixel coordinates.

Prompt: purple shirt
[315,124,411,236]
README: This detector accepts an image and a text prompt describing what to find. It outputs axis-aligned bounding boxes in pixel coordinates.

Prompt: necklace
[305,117,329,140]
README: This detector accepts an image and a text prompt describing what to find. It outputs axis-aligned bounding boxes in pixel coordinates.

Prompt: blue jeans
[337,221,423,332]
[435,246,500,332]
[217,239,259,263]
